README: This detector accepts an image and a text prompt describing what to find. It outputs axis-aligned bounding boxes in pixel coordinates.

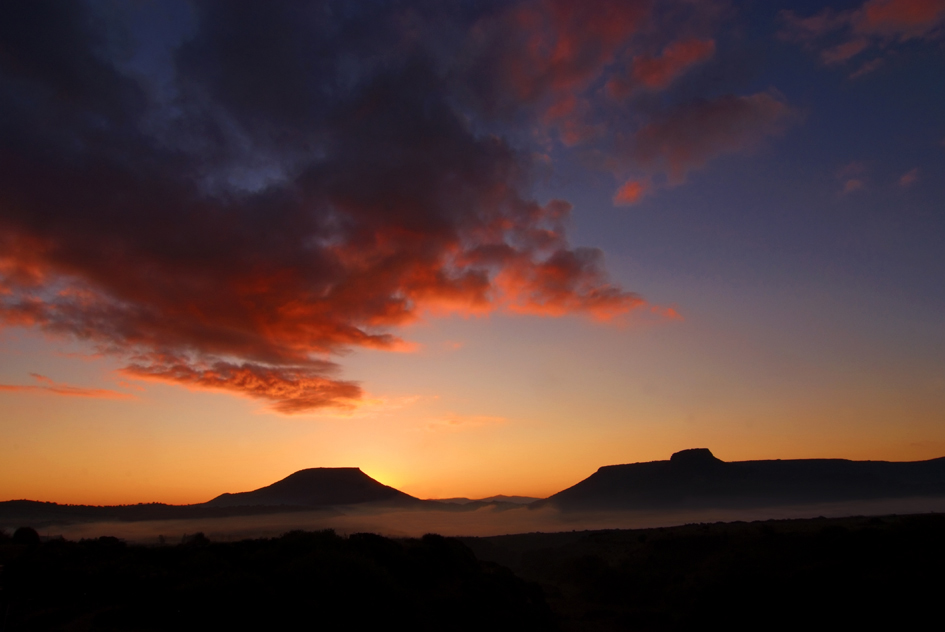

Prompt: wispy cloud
[781,0,945,78]
[0,373,134,400]
[627,92,797,186]
[837,161,868,194]
[843,179,865,194]
[613,180,649,206]
[423,413,507,432]
[899,167,919,187]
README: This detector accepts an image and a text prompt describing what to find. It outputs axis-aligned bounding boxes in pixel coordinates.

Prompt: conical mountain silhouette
[206,467,419,508]
[542,448,945,511]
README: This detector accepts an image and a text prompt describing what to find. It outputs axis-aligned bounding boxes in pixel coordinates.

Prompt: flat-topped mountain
[206,467,420,508]
[543,448,945,511]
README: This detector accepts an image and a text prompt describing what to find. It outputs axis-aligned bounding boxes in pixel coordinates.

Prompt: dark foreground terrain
[0,529,553,632]
[464,513,945,630]
[2,513,944,631]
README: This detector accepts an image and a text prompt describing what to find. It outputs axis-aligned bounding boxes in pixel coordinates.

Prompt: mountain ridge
[541,448,945,511]
[5,450,945,528]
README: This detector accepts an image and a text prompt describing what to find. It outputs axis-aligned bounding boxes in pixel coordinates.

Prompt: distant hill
[0,500,336,529]
[542,448,945,511]
[205,467,421,508]
[432,496,540,505]
[0,468,423,528]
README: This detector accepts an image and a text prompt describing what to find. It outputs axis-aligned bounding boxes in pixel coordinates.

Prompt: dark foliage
[0,530,554,631]
[463,513,945,630]
[10,529,39,548]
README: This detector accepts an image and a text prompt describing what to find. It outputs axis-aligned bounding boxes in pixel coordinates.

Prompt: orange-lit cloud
[0,2,652,414]
[651,305,684,321]
[0,373,134,400]
[122,359,360,414]
[613,180,649,206]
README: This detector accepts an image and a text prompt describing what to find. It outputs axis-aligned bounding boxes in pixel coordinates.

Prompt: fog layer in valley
[23,496,945,543]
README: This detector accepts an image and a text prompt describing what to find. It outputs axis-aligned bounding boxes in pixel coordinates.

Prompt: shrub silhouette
[11,527,39,547]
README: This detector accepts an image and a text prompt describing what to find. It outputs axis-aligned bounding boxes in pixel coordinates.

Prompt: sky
[1,0,944,505]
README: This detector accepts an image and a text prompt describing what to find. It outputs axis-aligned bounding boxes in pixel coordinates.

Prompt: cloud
[843,179,865,194]
[650,305,684,321]
[460,0,786,203]
[781,0,945,76]
[423,413,507,432]
[122,358,360,414]
[0,1,653,414]
[855,0,945,39]
[2,2,779,414]
[849,57,885,78]
[899,167,919,186]
[461,0,649,117]
[614,38,716,94]
[458,0,650,146]
[627,92,796,184]
[836,162,869,194]
[821,38,870,64]
[0,373,134,400]
[613,180,649,206]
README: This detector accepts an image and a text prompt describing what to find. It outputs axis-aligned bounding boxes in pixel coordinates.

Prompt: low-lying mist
[26,496,945,543]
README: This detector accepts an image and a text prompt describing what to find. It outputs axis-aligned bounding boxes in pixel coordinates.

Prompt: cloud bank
[0,0,791,413]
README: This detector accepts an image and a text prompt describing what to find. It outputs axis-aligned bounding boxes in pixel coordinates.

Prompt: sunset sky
[1,0,944,505]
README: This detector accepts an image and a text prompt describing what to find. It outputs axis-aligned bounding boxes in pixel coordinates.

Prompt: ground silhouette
[4,514,944,630]
[461,512,945,629]
[0,529,554,631]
